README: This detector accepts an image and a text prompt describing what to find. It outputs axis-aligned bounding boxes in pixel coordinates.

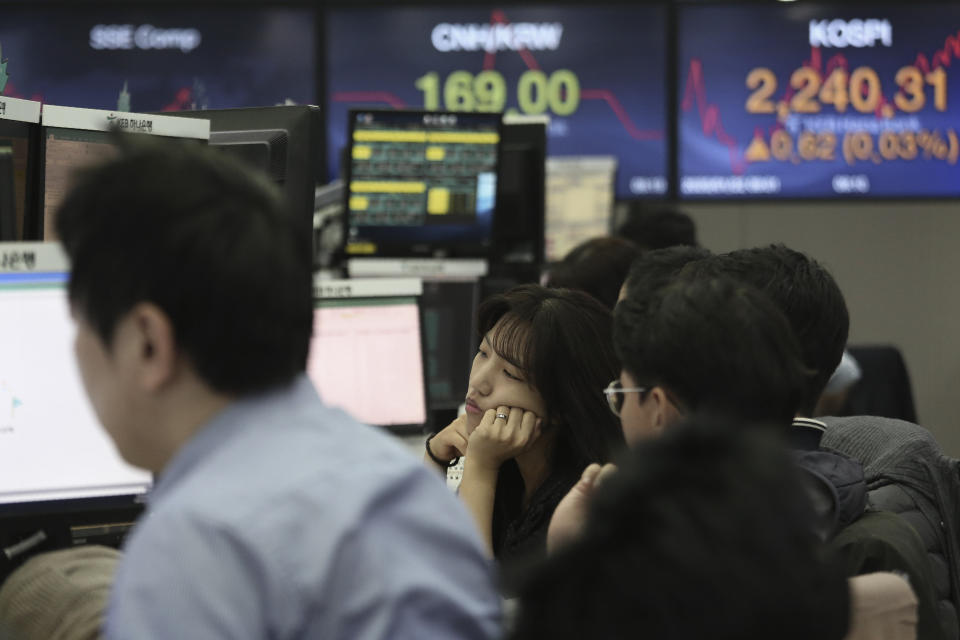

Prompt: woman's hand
[466,405,542,471]
[425,415,470,467]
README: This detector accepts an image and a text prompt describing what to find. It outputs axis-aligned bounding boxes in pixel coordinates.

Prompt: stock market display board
[678,5,960,198]
[327,5,669,198]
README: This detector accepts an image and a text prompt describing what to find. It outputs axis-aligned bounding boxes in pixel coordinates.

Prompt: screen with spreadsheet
[344,109,500,258]
[307,296,428,430]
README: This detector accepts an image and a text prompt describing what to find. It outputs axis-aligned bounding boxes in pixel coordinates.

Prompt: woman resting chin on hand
[425,285,624,566]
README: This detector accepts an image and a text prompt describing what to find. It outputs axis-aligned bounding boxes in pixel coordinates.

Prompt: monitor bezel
[171,105,325,262]
[493,120,547,267]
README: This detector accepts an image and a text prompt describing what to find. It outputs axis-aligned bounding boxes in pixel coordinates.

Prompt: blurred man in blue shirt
[55,137,501,639]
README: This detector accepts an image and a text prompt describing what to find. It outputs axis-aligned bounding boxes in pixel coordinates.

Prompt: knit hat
[0,545,121,640]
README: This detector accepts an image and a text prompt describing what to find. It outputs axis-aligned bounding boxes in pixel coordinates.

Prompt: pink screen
[306,299,427,427]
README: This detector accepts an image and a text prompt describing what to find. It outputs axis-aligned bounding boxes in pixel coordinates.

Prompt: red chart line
[482,8,659,141]
[0,81,43,103]
[914,30,960,74]
[161,87,193,112]
[484,9,542,71]
[580,89,663,140]
[681,58,746,174]
[331,91,406,109]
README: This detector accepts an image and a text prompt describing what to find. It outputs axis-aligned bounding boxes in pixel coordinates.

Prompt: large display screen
[678,5,960,198]
[327,5,668,198]
[0,7,315,111]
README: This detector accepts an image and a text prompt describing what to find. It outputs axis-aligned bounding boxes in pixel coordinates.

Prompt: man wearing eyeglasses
[548,273,864,551]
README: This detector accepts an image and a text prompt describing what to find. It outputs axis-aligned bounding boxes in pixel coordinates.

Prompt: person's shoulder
[119,405,499,639]
[822,414,950,487]
[821,416,939,453]
[793,448,866,538]
[823,414,930,434]
[161,406,457,542]
[209,386,429,492]
[146,379,471,553]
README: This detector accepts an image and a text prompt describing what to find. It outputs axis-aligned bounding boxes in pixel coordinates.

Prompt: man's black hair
[615,206,698,251]
[684,245,849,416]
[55,136,313,396]
[545,236,640,310]
[621,245,712,304]
[614,275,808,426]
[510,416,850,640]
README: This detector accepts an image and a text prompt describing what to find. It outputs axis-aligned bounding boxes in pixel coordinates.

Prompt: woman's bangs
[489,313,535,378]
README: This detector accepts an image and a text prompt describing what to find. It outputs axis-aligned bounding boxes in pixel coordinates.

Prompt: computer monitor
[307,278,429,433]
[173,106,324,256]
[0,98,41,241]
[0,244,152,518]
[420,279,480,412]
[343,109,501,259]
[36,105,210,240]
[544,156,617,262]
[492,117,546,268]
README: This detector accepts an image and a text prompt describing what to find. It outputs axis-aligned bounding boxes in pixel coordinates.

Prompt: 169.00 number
[415,69,580,116]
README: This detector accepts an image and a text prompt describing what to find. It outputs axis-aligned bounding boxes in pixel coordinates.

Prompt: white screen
[545,156,617,262]
[306,297,427,427]
[0,273,151,505]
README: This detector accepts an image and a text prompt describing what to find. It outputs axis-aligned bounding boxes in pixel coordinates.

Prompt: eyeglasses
[603,379,647,417]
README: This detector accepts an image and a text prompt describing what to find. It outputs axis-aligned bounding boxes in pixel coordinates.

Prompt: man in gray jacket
[696,244,955,640]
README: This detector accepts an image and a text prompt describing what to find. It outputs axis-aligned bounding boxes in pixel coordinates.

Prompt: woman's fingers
[469,406,545,463]
[518,410,540,448]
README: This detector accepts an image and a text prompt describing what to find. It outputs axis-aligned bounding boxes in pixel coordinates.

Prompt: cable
[2,530,47,561]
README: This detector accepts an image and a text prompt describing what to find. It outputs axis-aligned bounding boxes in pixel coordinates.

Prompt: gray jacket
[823,415,960,639]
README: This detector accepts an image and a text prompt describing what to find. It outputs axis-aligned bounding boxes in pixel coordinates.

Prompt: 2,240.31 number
[746,65,947,115]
